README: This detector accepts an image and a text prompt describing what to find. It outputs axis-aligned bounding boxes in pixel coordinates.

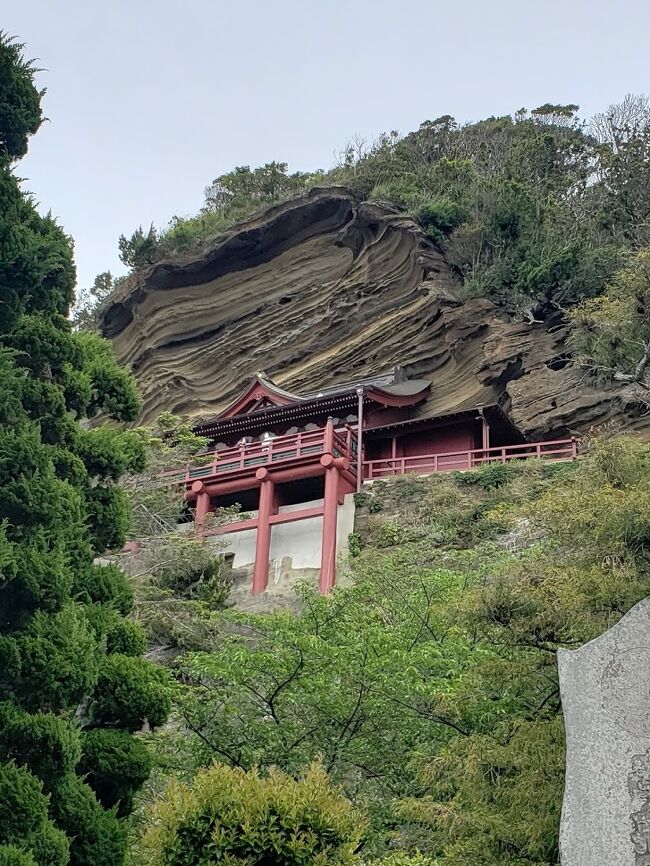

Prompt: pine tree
[0,34,170,866]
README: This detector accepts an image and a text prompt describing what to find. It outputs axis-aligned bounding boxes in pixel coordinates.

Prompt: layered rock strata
[101,187,649,439]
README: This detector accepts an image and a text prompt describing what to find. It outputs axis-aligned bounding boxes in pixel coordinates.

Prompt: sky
[6,0,650,291]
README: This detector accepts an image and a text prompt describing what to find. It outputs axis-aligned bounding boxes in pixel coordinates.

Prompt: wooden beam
[202,504,326,537]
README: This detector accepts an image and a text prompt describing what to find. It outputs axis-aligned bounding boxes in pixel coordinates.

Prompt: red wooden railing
[363,438,578,480]
[163,424,359,486]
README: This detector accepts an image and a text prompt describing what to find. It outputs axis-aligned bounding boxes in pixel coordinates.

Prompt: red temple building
[168,369,576,598]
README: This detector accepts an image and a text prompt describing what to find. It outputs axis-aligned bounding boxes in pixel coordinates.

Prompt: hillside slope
[100,187,649,438]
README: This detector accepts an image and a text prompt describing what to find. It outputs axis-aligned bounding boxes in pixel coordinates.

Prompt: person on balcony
[261,431,277,451]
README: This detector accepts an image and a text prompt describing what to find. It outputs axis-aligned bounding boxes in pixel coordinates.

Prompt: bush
[50,774,126,866]
[0,763,48,845]
[16,606,100,712]
[348,533,362,558]
[78,729,152,816]
[371,854,436,866]
[73,564,133,615]
[454,461,522,490]
[375,521,409,548]
[0,708,81,790]
[138,762,365,866]
[89,655,172,731]
[105,620,147,657]
[0,848,37,866]
[417,197,467,244]
[27,822,69,866]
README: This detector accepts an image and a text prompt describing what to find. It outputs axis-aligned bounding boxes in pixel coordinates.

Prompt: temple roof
[193,367,431,437]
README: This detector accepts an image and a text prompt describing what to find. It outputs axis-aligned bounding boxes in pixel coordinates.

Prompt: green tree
[394,440,650,865]
[172,446,650,863]
[179,563,482,807]
[0,34,170,866]
[115,412,235,650]
[592,97,650,248]
[570,249,650,392]
[118,224,159,269]
[71,272,122,332]
[138,762,365,866]
[203,161,318,214]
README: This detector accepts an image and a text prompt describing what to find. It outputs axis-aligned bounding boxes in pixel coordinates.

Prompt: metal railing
[363,438,578,479]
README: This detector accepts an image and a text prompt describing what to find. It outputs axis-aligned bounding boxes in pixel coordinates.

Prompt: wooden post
[482,416,490,450]
[191,481,211,526]
[195,491,211,526]
[252,469,275,594]
[324,417,334,454]
[356,388,364,493]
[320,463,339,593]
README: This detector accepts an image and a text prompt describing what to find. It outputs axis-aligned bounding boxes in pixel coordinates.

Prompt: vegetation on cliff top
[77,97,650,391]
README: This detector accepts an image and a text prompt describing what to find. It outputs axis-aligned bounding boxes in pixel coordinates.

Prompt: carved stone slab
[558,598,650,865]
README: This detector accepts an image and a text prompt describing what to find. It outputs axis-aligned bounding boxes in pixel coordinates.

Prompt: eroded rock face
[101,187,649,439]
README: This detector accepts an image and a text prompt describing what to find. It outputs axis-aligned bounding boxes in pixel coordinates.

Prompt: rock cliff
[100,187,649,439]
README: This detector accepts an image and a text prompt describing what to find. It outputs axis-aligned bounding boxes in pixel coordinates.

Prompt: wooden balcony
[165,430,578,492]
[363,438,578,480]
[163,424,359,489]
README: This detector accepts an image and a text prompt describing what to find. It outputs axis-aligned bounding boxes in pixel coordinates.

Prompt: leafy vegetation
[570,248,650,396]
[138,762,364,866]
[0,34,170,866]
[5,27,650,866]
[152,442,650,865]
[112,413,240,651]
[113,162,323,273]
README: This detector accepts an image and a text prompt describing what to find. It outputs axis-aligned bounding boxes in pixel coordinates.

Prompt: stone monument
[558,598,650,864]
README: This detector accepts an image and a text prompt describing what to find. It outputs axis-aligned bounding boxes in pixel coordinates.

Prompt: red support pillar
[324,417,334,454]
[252,468,275,594]
[192,481,211,527]
[320,455,339,594]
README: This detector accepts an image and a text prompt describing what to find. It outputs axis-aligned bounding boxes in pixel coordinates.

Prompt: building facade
[167,369,577,597]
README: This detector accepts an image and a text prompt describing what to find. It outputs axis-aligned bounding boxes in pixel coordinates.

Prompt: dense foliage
[161,440,650,865]
[6,29,650,866]
[138,762,364,866]
[0,35,170,866]
[570,248,650,394]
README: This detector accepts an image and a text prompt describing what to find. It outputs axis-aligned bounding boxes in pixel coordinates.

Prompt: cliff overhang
[100,187,649,439]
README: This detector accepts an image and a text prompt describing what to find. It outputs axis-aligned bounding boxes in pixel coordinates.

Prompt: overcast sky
[6,0,650,290]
